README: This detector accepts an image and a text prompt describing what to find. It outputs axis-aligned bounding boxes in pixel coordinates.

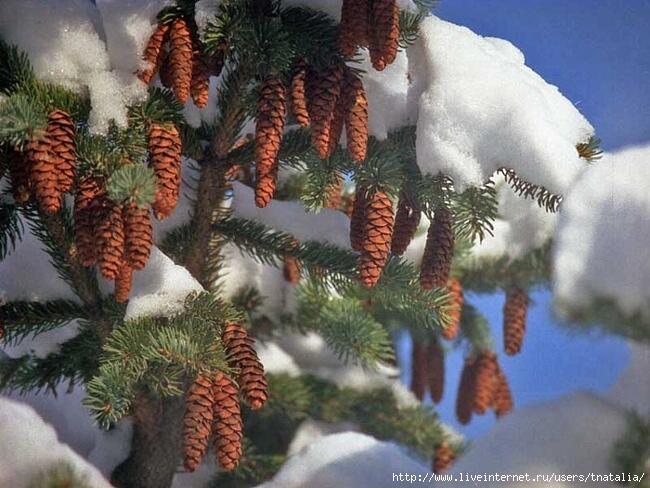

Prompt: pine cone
[410,340,427,401]
[222,323,269,410]
[148,122,182,219]
[46,110,76,194]
[325,176,343,209]
[212,372,243,471]
[191,50,211,108]
[168,18,193,104]
[159,49,173,89]
[290,63,310,127]
[183,375,215,472]
[27,135,60,214]
[139,23,170,84]
[426,338,444,404]
[338,0,369,57]
[8,149,32,203]
[343,69,368,162]
[503,286,528,356]
[390,196,420,255]
[493,365,514,418]
[255,76,286,208]
[443,278,463,340]
[73,177,105,267]
[455,356,477,425]
[472,351,498,415]
[114,263,133,303]
[123,202,153,270]
[283,255,301,284]
[432,442,455,474]
[349,187,367,252]
[97,203,125,280]
[369,0,399,71]
[308,65,343,159]
[420,207,454,290]
[358,190,394,288]
[327,88,348,157]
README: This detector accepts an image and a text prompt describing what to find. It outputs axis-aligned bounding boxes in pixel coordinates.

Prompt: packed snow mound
[0,397,114,488]
[255,431,429,488]
[553,144,650,319]
[414,16,594,194]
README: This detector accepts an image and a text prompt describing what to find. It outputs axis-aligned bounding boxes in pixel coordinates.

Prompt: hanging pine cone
[255,76,286,208]
[390,196,420,255]
[432,442,455,474]
[343,69,368,162]
[212,372,243,471]
[27,135,60,214]
[46,110,76,194]
[369,0,399,71]
[443,278,463,340]
[139,23,170,84]
[358,190,394,288]
[183,374,215,472]
[349,187,367,252]
[420,207,454,290]
[338,0,369,57]
[426,338,445,404]
[325,176,343,209]
[283,254,301,284]
[472,351,498,415]
[168,18,193,104]
[73,177,105,267]
[191,50,211,108]
[221,323,269,410]
[410,340,427,401]
[290,62,310,127]
[503,286,529,356]
[308,65,343,159]
[159,49,174,89]
[123,202,153,270]
[455,356,477,425]
[493,366,514,418]
[148,122,182,219]
[8,149,32,204]
[97,203,125,280]
[114,263,133,303]
[327,89,348,157]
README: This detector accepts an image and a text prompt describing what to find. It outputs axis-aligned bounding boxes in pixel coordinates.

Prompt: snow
[256,341,302,376]
[287,419,359,456]
[553,144,650,319]
[608,342,650,416]
[413,16,594,193]
[195,0,222,37]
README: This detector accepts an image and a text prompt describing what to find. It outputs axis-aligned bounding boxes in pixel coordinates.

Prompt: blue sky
[399,0,650,438]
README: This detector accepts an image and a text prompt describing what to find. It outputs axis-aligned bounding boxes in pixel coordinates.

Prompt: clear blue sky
[400,0,650,439]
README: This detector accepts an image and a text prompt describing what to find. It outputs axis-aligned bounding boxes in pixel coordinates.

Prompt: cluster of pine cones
[183,323,268,472]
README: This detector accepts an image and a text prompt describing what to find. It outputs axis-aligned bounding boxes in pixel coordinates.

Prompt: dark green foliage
[107,164,157,207]
[499,168,562,213]
[0,200,22,260]
[458,303,493,352]
[611,413,650,487]
[0,300,88,344]
[0,38,35,93]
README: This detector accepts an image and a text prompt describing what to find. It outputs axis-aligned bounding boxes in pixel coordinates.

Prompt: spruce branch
[452,180,498,243]
[0,38,35,93]
[459,303,493,352]
[0,200,22,260]
[498,167,563,212]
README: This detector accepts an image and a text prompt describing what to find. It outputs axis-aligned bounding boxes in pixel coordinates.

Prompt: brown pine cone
[148,122,182,219]
[27,135,61,214]
[255,76,286,208]
[442,278,463,340]
[338,0,369,57]
[97,203,125,280]
[455,356,477,425]
[139,23,170,84]
[390,196,420,255]
[327,89,348,157]
[350,187,367,252]
[432,442,455,474]
[343,69,368,162]
[123,202,153,270]
[493,365,514,418]
[472,351,498,415]
[325,176,343,209]
[358,190,394,288]
[290,62,310,127]
[307,65,343,159]
[222,323,269,410]
[420,207,454,290]
[212,372,243,471]
[183,374,215,472]
[159,49,173,89]
[114,263,133,303]
[46,110,76,194]
[503,286,529,356]
[8,149,32,204]
[410,340,427,401]
[369,0,399,71]
[168,18,193,104]
[426,338,445,404]
[73,177,106,267]
[283,255,301,284]
[190,50,211,108]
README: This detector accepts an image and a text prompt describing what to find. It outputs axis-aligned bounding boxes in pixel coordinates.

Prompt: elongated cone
[221,323,269,410]
[212,372,243,471]
[47,110,76,194]
[410,340,427,401]
[97,203,125,280]
[338,0,369,57]
[73,177,105,267]
[283,240,301,284]
[443,278,463,340]
[114,263,133,303]
[327,89,348,157]
[472,351,498,415]
[183,375,215,472]
[391,196,420,256]
[139,23,170,84]
[455,356,477,425]
[420,207,454,290]
[168,18,193,104]
[308,65,343,159]
[503,286,528,356]
[350,187,367,252]
[255,76,286,207]
[148,123,182,219]
[325,176,343,209]
[290,63,310,127]
[159,49,173,89]
[493,365,514,418]
[358,191,394,288]
[426,338,444,404]
[191,50,211,108]
[369,0,399,71]
[432,442,455,474]
[27,135,60,213]
[343,69,368,162]
[123,202,153,270]
[8,150,31,203]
